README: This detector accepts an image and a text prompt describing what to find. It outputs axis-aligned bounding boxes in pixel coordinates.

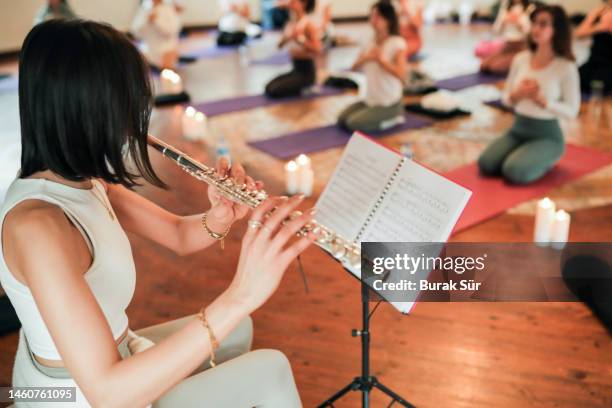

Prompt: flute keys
[331,239,346,259]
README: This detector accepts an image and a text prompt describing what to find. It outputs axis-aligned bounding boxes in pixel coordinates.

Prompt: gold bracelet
[197,307,220,368]
[201,212,231,250]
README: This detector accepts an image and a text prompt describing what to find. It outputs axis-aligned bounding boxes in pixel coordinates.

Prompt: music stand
[317,275,415,408]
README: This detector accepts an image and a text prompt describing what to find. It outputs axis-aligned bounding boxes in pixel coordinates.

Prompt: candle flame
[286,160,298,171]
[161,69,181,84]
[540,197,553,208]
[195,112,206,122]
[296,154,310,166]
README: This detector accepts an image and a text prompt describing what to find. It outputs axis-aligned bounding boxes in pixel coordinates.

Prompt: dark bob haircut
[301,0,316,14]
[508,0,530,10]
[528,4,575,61]
[19,19,164,188]
[373,1,400,36]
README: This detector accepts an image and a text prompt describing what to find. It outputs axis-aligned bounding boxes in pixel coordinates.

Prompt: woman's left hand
[207,158,262,228]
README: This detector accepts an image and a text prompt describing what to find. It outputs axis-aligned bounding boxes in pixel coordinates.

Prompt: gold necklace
[90,181,115,220]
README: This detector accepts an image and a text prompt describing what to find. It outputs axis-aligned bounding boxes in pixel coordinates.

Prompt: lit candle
[182,106,203,141]
[533,197,556,246]
[300,166,314,197]
[194,112,208,140]
[285,160,299,195]
[295,154,313,196]
[160,69,183,95]
[550,210,570,250]
[296,154,311,170]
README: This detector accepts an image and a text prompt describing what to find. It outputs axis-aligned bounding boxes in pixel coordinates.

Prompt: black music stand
[317,277,415,408]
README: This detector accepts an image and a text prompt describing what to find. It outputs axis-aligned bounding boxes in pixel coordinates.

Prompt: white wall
[0,0,601,53]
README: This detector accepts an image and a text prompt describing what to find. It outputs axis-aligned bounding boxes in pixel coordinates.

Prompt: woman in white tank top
[0,20,315,407]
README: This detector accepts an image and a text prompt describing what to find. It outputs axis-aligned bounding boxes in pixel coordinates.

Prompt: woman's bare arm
[2,196,314,408]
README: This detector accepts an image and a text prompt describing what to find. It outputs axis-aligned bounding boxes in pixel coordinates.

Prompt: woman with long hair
[478,5,580,185]
[575,0,612,94]
[480,0,533,74]
[337,1,408,134]
[264,0,322,98]
[1,19,314,407]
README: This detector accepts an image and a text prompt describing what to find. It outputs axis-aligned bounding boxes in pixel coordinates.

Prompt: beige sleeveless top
[0,177,136,360]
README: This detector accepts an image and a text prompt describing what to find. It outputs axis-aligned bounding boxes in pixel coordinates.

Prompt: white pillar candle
[285,160,299,195]
[534,197,556,246]
[296,154,311,170]
[194,112,208,140]
[160,69,183,94]
[295,154,313,196]
[182,106,200,141]
[550,210,570,250]
[300,167,314,197]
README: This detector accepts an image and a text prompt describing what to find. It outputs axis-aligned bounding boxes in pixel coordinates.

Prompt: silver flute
[147,136,361,269]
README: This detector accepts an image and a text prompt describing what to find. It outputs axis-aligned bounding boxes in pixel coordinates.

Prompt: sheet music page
[360,160,472,243]
[315,134,401,242]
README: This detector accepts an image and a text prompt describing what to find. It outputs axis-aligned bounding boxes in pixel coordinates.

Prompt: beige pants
[12,316,301,408]
[137,316,303,408]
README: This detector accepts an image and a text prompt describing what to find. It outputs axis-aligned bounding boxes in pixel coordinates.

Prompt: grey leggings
[477,114,565,184]
[337,101,404,134]
[136,316,302,408]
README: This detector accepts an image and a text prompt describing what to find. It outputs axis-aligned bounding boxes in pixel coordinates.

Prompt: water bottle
[216,134,231,166]
[400,142,414,159]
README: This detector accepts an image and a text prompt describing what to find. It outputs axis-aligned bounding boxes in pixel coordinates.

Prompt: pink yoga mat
[445,144,612,233]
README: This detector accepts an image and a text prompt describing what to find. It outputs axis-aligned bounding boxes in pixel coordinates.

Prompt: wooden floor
[0,24,611,408]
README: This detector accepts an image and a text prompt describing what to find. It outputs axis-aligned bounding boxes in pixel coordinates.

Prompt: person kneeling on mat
[131,0,182,70]
[264,0,322,99]
[217,0,262,47]
[338,1,407,134]
[478,5,580,185]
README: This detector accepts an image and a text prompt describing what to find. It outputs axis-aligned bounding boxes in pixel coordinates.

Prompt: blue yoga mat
[248,113,434,159]
[192,87,342,117]
[437,72,505,91]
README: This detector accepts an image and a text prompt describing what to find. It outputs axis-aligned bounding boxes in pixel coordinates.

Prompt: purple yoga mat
[0,76,18,93]
[437,72,505,91]
[485,99,513,112]
[248,113,433,159]
[192,87,342,117]
[182,44,239,59]
[251,50,291,66]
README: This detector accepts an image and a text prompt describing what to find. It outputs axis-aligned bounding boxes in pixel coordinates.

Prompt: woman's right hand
[224,195,318,314]
[511,79,539,103]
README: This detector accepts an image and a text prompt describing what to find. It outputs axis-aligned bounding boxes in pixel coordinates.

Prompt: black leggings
[579,60,612,94]
[217,31,248,47]
[562,255,612,333]
[265,58,316,99]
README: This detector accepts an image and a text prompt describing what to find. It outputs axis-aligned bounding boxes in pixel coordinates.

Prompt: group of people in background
[33,0,612,184]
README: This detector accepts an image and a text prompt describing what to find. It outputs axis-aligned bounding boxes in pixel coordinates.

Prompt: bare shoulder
[3,200,89,284]
[4,199,72,242]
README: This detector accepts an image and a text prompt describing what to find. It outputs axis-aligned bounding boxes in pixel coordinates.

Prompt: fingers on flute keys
[243,197,282,247]
[268,207,316,256]
[259,195,305,239]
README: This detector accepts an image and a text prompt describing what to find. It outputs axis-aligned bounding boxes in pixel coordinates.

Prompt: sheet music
[315,134,400,242]
[361,160,472,243]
